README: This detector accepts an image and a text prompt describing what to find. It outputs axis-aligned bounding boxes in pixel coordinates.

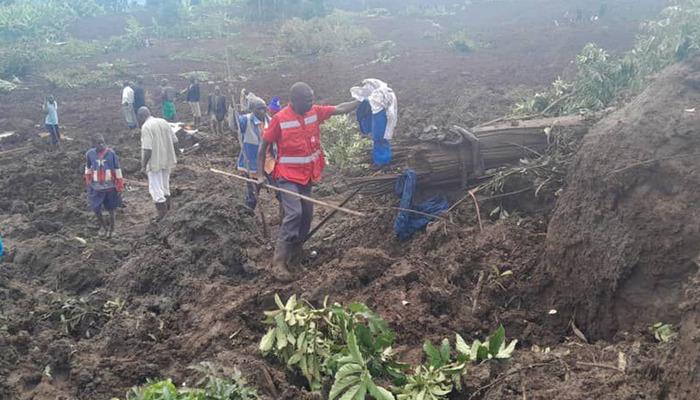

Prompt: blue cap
[268,97,282,112]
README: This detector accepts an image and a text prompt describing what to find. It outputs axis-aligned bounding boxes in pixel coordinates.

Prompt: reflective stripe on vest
[280,120,301,130]
[279,149,322,164]
[304,114,318,125]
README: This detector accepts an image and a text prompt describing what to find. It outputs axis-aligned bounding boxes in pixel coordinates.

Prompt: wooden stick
[210,168,366,217]
[304,187,362,242]
[0,146,31,157]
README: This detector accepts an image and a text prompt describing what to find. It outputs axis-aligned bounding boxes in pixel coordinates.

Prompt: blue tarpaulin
[393,170,449,241]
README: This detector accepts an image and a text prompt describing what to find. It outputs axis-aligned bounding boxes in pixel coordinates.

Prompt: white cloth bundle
[350,78,398,140]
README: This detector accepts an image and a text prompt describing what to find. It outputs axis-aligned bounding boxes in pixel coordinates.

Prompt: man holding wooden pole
[256,82,360,281]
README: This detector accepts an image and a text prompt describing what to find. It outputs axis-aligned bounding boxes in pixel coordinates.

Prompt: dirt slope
[544,58,700,397]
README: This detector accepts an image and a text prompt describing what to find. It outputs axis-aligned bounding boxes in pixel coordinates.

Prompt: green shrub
[123,363,259,400]
[514,0,700,116]
[321,115,371,170]
[279,13,371,56]
[448,30,477,53]
[260,295,517,400]
[245,0,328,21]
[0,0,103,42]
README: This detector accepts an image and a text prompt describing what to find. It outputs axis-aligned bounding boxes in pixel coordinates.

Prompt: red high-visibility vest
[272,106,326,184]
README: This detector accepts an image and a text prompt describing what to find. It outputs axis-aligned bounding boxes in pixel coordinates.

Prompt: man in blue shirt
[234,95,270,210]
[84,134,124,238]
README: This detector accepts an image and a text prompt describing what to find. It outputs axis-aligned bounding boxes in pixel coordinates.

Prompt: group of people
[94,79,363,282]
[122,76,264,136]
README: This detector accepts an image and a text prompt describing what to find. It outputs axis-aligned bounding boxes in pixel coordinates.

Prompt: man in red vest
[257,82,359,281]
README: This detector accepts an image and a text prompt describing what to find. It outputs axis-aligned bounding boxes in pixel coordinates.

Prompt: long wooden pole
[210,168,366,217]
[304,187,362,242]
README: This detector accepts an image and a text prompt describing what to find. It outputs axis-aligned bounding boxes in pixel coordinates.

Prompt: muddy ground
[2,0,693,399]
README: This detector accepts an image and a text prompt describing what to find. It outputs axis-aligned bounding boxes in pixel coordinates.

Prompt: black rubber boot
[271,241,294,282]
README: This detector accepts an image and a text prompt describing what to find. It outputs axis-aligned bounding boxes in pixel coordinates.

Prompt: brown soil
[2,1,693,399]
[543,58,700,397]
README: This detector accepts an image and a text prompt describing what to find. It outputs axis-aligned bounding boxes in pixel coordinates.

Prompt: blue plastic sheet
[393,170,449,241]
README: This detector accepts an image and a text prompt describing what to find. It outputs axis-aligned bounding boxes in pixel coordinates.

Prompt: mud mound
[544,59,700,396]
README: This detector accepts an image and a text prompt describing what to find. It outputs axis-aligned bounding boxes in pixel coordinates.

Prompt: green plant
[259,294,329,390]
[649,322,676,343]
[124,363,259,400]
[321,115,371,170]
[279,13,371,56]
[448,30,477,53]
[514,0,700,117]
[328,332,395,400]
[41,292,125,338]
[260,295,517,399]
[455,325,517,362]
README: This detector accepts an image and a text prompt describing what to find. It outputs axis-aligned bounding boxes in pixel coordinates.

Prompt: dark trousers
[276,180,313,243]
[45,124,60,144]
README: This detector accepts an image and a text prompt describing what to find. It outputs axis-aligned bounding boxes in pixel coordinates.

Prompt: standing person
[84,134,124,238]
[256,82,359,281]
[133,77,146,113]
[43,95,60,146]
[234,95,270,210]
[122,81,138,130]
[159,78,177,122]
[207,86,227,135]
[137,106,178,220]
[184,77,202,128]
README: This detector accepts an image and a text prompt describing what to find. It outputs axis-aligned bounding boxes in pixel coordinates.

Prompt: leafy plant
[321,115,371,171]
[279,13,371,56]
[328,332,395,400]
[259,294,329,390]
[124,363,259,400]
[455,325,517,362]
[514,0,700,117]
[41,291,125,338]
[649,322,676,343]
[448,30,478,53]
[260,295,517,399]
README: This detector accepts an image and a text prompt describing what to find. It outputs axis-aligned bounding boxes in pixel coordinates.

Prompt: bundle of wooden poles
[349,115,591,195]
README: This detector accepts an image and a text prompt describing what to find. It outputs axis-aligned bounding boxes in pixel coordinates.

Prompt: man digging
[138,106,178,220]
[84,134,124,238]
[256,82,360,281]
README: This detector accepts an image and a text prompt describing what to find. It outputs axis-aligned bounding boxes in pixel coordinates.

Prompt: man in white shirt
[137,106,178,220]
[122,81,137,130]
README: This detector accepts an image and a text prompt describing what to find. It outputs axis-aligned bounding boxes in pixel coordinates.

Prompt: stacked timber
[349,115,592,195]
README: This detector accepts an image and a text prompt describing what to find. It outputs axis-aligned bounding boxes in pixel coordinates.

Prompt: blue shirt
[45,101,58,125]
[237,114,268,173]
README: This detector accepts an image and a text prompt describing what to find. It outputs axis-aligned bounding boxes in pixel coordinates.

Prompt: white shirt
[141,116,178,172]
[122,86,134,105]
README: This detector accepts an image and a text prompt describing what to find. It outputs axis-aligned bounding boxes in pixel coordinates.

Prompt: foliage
[259,294,330,390]
[279,13,371,56]
[448,30,477,53]
[41,291,125,338]
[105,17,148,52]
[649,322,676,343]
[260,294,517,399]
[42,60,131,89]
[124,363,259,400]
[244,0,327,21]
[321,115,371,170]
[328,332,395,400]
[0,0,103,42]
[514,0,700,116]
